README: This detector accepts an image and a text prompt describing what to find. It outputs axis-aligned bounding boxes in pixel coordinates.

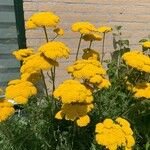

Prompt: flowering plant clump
[0,12,149,150]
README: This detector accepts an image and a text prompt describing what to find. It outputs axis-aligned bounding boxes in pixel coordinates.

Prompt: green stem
[43,26,49,42]
[43,26,56,96]
[75,34,83,61]
[41,70,49,97]
[116,49,121,78]
[101,32,106,64]
[89,40,93,49]
[51,35,58,41]
[51,66,56,93]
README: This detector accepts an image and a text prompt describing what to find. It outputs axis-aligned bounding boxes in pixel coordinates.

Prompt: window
[0,0,26,88]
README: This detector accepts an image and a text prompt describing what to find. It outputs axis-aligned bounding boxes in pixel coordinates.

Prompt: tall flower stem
[51,66,56,92]
[51,35,58,41]
[75,34,83,61]
[101,32,106,64]
[43,26,49,42]
[41,70,49,97]
[43,26,56,95]
[89,40,93,49]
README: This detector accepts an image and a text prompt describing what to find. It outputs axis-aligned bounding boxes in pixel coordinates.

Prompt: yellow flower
[0,99,15,122]
[97,26,112,33]
[67,59,110,89]
[38,41,70,60]
[5,79,37,104]
[21,52,58,74]
[67,59,106,78]
[122,50,150,73]
[82,48,100,60]
[95,118,135,150]
[26,12,60,29]
[82,33,102,41]
[55,103,93,127]
[53,79,93,104]
[53,27,64,36]
[71,22,97,34]
[12,48,34,61]
[142,41,150,48]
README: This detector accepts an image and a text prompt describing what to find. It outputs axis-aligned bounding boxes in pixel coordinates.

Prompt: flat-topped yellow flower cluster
[95,118,135,150]
[122,51,150,73]
[26,12,60,29]
[71,22,97,34]
[5,79,37,104]
[67,59,111,89]
[54,80,94,127]
[38,41,70,60]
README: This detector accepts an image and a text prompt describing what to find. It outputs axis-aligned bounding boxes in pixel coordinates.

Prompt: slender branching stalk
[89,40,93,49]
[41,70,49,97]
[43,26,56,95]
[75,34,83,61]
[101,32,106,64]
[43,26,49,42]
[51,35,58,41]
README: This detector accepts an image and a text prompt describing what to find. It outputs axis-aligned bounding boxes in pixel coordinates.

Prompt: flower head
[122,51,150,73]
[71,22,97,34]
[0,99,15,122]
[26,12,60,29]
[97,26,112,33]
[12,48,34,61]
[53,79,93,104]
[95,118,135,150]
[38,41,70,60]
[5,79,37,104]
[67,59,110,89]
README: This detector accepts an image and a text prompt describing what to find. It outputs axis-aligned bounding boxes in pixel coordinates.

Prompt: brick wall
[23,0,150,87]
